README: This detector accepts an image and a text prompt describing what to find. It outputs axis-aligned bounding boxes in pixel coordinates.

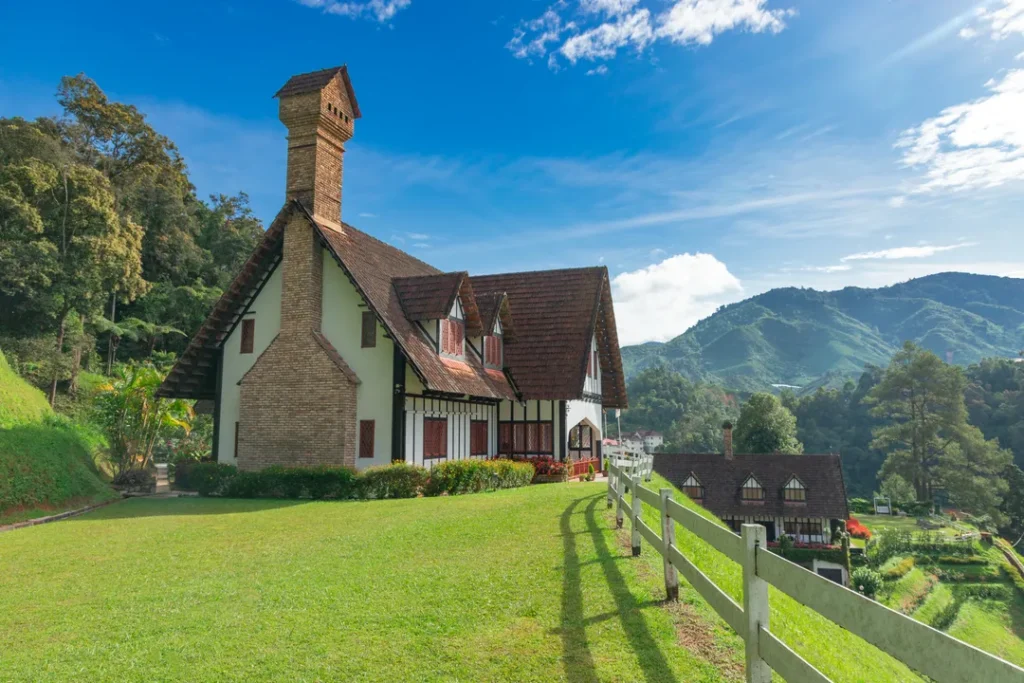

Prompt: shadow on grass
[585,495,677,683]
[559,493,677,683]
[65,496,309,521]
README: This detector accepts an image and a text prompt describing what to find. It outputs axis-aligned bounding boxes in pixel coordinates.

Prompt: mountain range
[620,272,1024,393]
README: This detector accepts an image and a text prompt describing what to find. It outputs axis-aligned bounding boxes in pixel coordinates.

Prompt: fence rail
[605,461,1024,683]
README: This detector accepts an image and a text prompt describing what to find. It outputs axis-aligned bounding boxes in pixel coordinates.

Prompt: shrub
[111,468,155,491]
[223,471,266,499]
[852,567,883,598]
[934,555,988,566]
[505,455,564,477]
[190,462,238,496]
[882,556,915,580]
[303,466,358,499]
[931,598,961,630]
[359,463,426,499]
[424,459,534,497]
[847,516,872,540]
[849,498,873,515]
[586,463,596,482]
[953,584,1012,601]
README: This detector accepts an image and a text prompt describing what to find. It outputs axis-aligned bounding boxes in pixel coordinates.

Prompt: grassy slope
[0,484,743,683]
[641,473,919,682]
[0,351,51,428]
[949,598,1024,666]
[0,351,115,523]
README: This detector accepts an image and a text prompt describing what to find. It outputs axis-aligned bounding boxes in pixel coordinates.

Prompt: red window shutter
[359,420,375,458]
[453,322,463,355]
[240,319,255,354]
[361,311,376,348]
[513,423,526,454]
[471,420,487,455]
[499,422,512,454]
[541,423,553,454]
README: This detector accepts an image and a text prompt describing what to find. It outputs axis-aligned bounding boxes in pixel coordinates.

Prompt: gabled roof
[474,291,516,340]
[654,452,849,519]
[273,65,362,119]
[393,272,483,336]
[470,267,627,408]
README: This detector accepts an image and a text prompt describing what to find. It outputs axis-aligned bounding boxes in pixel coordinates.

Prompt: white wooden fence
[606,461,1024,683]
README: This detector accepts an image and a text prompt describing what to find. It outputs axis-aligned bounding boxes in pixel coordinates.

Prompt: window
[359,420,375,459]
[741,476,765,501]
[470,420,488,456]
[441,319,464,356]
[682,474,704,500]
[423,418,448,459]
[783,477,806,502]
[240,318,255,354]
[361,311,376,348]
[498,421,554,455]
[484,335,502,368]
[789,518,824,540]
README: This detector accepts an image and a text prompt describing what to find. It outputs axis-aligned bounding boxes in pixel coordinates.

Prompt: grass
[949,597,1024,667]
[0,350,50,428]
[879,568,935,614]
[913,582,954,626]
[0,483,743,682]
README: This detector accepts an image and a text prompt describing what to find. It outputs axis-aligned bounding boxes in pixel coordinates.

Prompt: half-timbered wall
[403,394,498,468]
[497,400,564,460]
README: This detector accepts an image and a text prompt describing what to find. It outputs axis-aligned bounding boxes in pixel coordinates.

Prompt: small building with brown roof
[157,65,626,471]
[654,425,849,545]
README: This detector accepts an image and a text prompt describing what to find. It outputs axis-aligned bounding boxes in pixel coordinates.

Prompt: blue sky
[2,0,1023,344]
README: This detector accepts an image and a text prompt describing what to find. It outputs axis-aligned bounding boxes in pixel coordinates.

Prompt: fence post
[741,524,772,683]
[630,475,641,556]
[606,464,614,509]
[659,488,679,601]
[615,467,625,528]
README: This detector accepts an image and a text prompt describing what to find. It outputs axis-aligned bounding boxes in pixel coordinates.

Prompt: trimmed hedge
[360,463,426,499]
[424,459,534,497]
[882,556,915,580]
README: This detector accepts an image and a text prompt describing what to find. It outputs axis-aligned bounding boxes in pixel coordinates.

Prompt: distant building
[654,424,848,545]
[622,430,664,454]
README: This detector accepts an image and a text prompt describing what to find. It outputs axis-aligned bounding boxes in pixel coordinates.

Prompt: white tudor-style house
[157,66,628,471]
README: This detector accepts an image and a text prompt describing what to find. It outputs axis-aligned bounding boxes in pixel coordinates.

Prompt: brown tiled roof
[474,291,516,340]
[654,453,849,519]
[273,65,362,118]
[392,272,483,336]
[470,268,627,408]
[158,202,623,407]
[311,214,513,400]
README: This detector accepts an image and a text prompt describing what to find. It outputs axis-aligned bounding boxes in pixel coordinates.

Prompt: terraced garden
[861,515,1024,667]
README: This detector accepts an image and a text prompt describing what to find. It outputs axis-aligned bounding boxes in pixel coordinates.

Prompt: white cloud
[510,0,794,67]
[560,10,654,63]
[897,70,1024,193]
[586,64,610,75]
[611,253,743,344]
[967,0,1024,40]
[793,264,852,273]
[296,0,411,22]
[888,196,906,208]
[656,0,794,46]
[840,242,978,262]
[958,26,978,39]
[406,232,430,240]
[359,212,378,218]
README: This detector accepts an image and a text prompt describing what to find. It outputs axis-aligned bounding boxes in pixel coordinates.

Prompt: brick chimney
[722,421,734,459]
[275,66,361,229]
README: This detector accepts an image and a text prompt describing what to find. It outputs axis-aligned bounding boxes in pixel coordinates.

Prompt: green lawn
[949,598,1024,666]
[0,483,743,683]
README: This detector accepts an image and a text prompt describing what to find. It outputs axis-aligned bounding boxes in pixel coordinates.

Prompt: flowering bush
[847,517,872,540]
[852,567,883,598]
[502,455,566,476]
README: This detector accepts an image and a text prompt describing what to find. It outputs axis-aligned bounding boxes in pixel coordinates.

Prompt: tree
[0,118,147,403]
[998,465,1024,539]
[733,392,803,454]
[868,342,1010,517]
[93,363,193,476]
[878,474,916,507]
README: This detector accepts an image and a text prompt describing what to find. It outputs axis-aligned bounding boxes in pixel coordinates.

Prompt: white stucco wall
[404,394,497,468]
[566,399,603,443]
[217,267,283,464]
[320,251,395,469]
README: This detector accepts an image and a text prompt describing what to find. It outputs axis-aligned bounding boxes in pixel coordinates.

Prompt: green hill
[621,272,1024,392]
[0,351,115,523]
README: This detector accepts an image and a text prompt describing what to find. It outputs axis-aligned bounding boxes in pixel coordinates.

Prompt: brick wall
[237,191,357,469]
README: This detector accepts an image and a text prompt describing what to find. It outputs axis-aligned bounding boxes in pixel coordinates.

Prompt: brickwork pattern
[238,214,357,470]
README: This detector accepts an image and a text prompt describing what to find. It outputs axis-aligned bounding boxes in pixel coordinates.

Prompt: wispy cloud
[586,65,610,76]
[509,0,795,68]
[786,264,853,273]
[840,242,978,262]
[883,3,984,64]
[897,70,1024,193]
[294,0,411,23]
[960,0,1024,41]
[359,212,378,218]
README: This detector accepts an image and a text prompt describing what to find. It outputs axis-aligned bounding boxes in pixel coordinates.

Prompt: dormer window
[741,476,765,501]
[441,318,464,357]
[682,474,704,500]
[484,335,502,368]
[783,477,806,502]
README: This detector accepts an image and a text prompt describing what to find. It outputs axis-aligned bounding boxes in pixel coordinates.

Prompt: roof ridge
[472,265,606,279]
[339,220,442,274]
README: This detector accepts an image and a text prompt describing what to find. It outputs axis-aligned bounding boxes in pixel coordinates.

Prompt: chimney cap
[274,65,362,119]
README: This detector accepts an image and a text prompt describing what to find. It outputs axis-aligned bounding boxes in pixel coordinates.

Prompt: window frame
[497,421,554,456]
[240,318,255,354]
[783,477,807,502]
[423,417,448,459]
[361,311,376,348]
[741,476,765,501]
[359,420,375,459]
[470,420,489,456]
[682,474,704,500]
